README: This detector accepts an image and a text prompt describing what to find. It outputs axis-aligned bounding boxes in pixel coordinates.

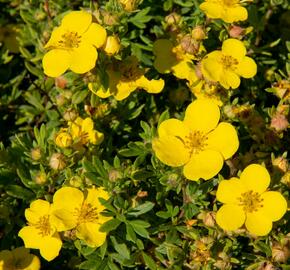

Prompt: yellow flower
[200,0,248,23]
[42,11,107,77]
[18,200,62,261]
[153,39,199,85]
[51,187,111,247]
[216,164,287,236]
[0,247,40,270]
[68,117,104,145]
[201,39,257,89]
[89,56,164,100]
[103,36,120,55]
[152,99,239,181]
[55,128,73,148]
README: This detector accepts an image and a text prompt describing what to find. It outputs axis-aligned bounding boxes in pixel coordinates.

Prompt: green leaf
[128,201,155,217]
[129,220,150,238]
[6,185,34,200]
[128,7,152,28]
[72,90,88,104]
[100,218,121,233]
[142,252,157,270]
[110,236,130,260]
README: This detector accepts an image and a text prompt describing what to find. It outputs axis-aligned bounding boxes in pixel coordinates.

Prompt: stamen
[74,203,99,224]
[220,55,239,70]
[34,215,52,236]
[238,190,264,213]
[58,31,81,49]
[183,131,208,155]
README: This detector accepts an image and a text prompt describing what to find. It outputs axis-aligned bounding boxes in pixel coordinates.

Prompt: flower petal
[206,122,239,159]
[245,211,272,236]
[82,23,107,48]
[135,76,164,94]
[115,81,136,100]
[51,209,77,231]
[39,235,62,261]
[152,136,190,167]
[86,188,109,212]
[216,178,247,204]
[88,82,112,98]
[201,51,223,82]
[222,39,246,61]
[199,2,223,19]
[158,119,190,140]
[69,44,97,74]
[42,49,70,77]
[216,204,246,231]
[18,226,42,249]
[220,70,240,89]
[236,57,257,78]
[172,60,197,84]
[240,164,270,193]
[44,26,64,48]
[259,191,287,221]
[183,149,224,180]
[223,6,248,23]
[61,11,92,34]
[25,199,51,223]
[53,187,84,213]
[76,222,107,248]
[183,99,220,133]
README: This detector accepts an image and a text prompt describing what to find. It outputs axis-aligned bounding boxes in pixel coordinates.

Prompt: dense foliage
[0,0,289,269]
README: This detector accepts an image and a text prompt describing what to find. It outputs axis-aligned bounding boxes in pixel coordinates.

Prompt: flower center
[58,31,81,49]
[184,131,208,155]
[34,215,53,236]
[238,190,264,213]
[75,203,99,224]
[220,55,238,70]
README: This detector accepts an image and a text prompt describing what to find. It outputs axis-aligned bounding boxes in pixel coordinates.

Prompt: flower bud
[69,176,83,188]
[165,12,181,26]
[272,156,288,173]
[203,212,216,227]
[103,36,120,56]
[272,243,289,263]
[119,0,138,12]
[229,25,245,38]
[63,108,78,122]
[55,76,67,89]
[55,94,66,106]
[31,147,41,161]
[180,35,199,55]
[34,171,47,185]
[108,169,122,182]
[191,26,206,40]
[55,130,72,148]
[49,153,66,170]
[270,113,289,132]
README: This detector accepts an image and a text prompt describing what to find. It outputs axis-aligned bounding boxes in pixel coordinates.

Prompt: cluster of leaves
[0,0,289,269]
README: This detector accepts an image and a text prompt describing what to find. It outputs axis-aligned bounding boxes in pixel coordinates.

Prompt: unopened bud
[34,171,47,185]
[165,12,181,26]
[270,113,289,132]
[119,0,138,12]
[49,153,66,170]
[191,26,206,40]
[31,147,41,161]
[272,156,288,173]
[69,176,83,188]
[55,94,66,106]
[180,35,199,54]
[103,36,121,55]
[203,212,216,227]
[272,243,289,263]
[108,169,122,182]
[55,130,72,148]
[229,25,245,38]
[55,76,67,89]
[63,108,78,122]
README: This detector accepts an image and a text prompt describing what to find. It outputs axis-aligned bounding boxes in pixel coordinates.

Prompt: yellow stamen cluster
[34,215,52,236]
[184,131,208,155]
[220,55,238,70]
[238,190,264,213]
[75,203,99,224]
[58,31,81,49]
